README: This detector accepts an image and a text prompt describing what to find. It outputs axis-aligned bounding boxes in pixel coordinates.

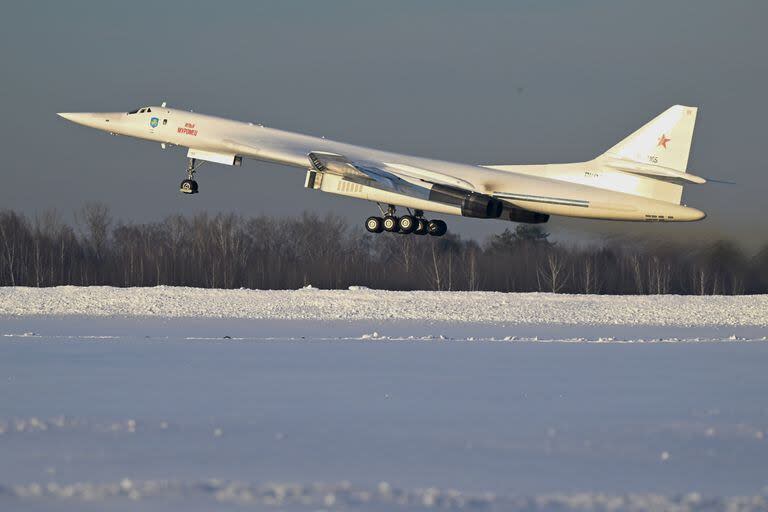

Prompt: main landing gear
[365,206,447,237]
[180,158,204,194]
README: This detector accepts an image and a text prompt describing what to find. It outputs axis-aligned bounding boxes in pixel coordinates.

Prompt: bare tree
[537,250,569,293]
[691,265,708,295]
[75,202,112,262]
[647,255,671,294]
[626,253,644,294]
[465,244,480,291]
[580,254,603,294]
[424,239,444,291]
[0,208,764,294]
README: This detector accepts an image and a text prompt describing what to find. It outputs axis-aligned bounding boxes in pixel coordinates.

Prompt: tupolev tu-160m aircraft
[58,104,706,236]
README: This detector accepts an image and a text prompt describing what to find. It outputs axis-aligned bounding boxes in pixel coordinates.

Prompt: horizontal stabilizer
[602,158,706,185]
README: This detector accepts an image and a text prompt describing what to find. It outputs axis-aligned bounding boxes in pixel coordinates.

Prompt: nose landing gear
[180,158,204,194]
[180,179,198,194]
[364,206,447,237]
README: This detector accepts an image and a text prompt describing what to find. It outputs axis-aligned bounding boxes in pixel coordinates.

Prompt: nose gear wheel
[180,158,205,195]
[180,179,198,194]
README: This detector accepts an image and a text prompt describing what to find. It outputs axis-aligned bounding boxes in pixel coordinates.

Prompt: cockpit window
[127,106,152,115]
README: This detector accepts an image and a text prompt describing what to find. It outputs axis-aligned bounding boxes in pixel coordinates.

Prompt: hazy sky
[1,1,766,249]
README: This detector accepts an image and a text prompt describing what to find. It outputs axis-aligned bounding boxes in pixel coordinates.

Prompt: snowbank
[6,478,767,511]
[0,286,766,326]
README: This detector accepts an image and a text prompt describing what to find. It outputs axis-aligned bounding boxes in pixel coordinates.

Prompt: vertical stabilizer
[602,105,697,171]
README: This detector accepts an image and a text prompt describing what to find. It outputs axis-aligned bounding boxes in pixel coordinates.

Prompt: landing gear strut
[364,206,447,237]
[180,158,203,194]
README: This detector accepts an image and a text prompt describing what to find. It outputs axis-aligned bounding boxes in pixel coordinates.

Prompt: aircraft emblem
[150,117,159,128]
[657,133,671,149]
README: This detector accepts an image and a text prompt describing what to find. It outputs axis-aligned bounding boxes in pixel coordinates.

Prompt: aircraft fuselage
[58,105,707,224]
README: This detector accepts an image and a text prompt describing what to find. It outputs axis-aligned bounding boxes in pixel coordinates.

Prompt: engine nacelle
[506,207,550,224]
[429,185,503,219]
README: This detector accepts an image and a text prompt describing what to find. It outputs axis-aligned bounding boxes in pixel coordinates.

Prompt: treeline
[0,205,766,294]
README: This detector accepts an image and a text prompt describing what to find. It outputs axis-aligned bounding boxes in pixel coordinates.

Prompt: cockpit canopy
[127,107,152,115]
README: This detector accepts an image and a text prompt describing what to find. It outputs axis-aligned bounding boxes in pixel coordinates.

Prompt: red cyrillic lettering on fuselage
[177,122,198,136]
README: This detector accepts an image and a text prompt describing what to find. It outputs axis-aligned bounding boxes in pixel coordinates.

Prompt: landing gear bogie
[364,207,447,237]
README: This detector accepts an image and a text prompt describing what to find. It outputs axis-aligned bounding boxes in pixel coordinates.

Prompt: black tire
[180,179,198,194]
[383,215,399,233]
[413,218,428,235]
[427,219,447,237]
[365,216,384,233]
[398,215,416,234]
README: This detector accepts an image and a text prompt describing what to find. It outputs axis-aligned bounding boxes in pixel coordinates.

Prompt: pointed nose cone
[57,112,117,131]
[58,112,96,127]
[58,112,85,123]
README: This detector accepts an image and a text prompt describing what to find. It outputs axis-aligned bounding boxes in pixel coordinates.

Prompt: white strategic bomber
[59,104,707,236]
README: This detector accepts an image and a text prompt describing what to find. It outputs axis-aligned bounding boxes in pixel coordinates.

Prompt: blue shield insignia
[150,117,159,128]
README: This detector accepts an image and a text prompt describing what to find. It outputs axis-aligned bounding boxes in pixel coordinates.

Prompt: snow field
[1,286,767,326]
[6,478,768,511]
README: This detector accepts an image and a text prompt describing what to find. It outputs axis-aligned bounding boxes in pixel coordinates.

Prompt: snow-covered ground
[1,288,767,511]
[1,286,767,326]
